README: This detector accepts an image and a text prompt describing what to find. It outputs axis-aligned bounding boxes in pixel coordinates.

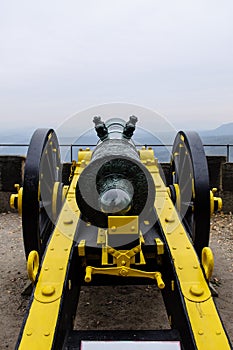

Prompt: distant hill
[1,121,232,143]
[200,122,233,137]
[0,121,232,161]
[0,127,35,143]
[213,122,233,136]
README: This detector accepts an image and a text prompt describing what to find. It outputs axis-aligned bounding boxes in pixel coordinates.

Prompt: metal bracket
[101,237,146,268]
[10,184,23,215]
[78,240,86,257]
[210,188,222,215]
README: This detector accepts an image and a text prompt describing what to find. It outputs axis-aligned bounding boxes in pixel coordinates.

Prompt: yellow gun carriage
[11,116,231,350]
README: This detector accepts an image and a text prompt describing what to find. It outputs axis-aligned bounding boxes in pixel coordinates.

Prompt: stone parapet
[0,155,232,213]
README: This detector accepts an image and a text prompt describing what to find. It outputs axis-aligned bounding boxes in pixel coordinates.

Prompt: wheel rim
[170,131,210,257]
[22,129,62,259]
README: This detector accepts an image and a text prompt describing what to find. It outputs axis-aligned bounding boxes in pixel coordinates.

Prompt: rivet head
[193,265,198,269]
[144,220,150,225]
[121,260,126,266]
[216,330,221,335]
[44,267,49,271]
[190,285,204,296]
[59,266,64,270]
[165,217,175,223]
[111,226,117,232]
[198,330,204,335]
[131,226,135,232]
[44,331,50,336]
[26,329,33,336]
[42,285,55,296]
[63,219,73,225]
[134,248,139,253]
[68,280,72,290]
[178,266,183,270]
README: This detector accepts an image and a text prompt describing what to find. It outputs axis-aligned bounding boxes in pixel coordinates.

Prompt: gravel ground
[0,212,232,349]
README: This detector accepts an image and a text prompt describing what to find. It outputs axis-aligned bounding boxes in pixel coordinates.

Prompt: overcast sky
[1,0,233,132]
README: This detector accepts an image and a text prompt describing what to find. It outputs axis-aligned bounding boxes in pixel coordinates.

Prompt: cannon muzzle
[76,117,155,228]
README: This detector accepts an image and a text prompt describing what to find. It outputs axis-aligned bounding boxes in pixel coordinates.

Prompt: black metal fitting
[122,115,138,139]
[93,116,108,141]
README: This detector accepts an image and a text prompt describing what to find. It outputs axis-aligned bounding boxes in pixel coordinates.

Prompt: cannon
[10,116,231,350]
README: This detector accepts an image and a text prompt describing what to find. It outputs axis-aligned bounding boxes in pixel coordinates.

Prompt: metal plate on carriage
[81,340,181,350]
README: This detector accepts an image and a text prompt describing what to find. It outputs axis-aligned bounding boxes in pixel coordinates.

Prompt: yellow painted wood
[140,148,231,350]
[19,161,83,350]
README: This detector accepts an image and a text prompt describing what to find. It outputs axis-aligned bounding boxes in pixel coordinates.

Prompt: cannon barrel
[76,117,155,228]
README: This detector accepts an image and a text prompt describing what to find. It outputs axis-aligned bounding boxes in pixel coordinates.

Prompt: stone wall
[0,156,25,191]
[0,156,25,212]
[206,156,226,189]
[0,155,232,213]
[221,163,233,212]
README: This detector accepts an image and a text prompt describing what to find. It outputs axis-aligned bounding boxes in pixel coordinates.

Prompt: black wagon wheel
[169,131,210,258]
[22,128,62,259]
